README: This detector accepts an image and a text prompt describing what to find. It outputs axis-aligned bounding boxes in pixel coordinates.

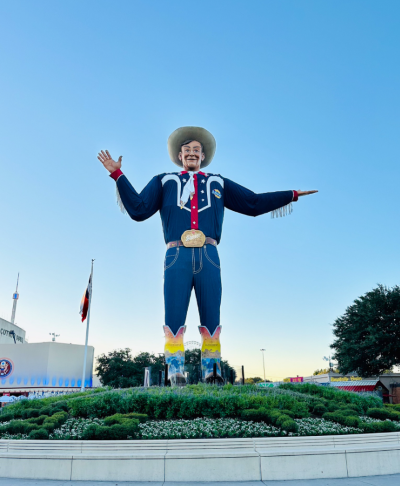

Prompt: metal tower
[10,273,19,324]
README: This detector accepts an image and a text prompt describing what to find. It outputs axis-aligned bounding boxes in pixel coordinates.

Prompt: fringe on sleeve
[116,185,127,214]
[271,202,293,218]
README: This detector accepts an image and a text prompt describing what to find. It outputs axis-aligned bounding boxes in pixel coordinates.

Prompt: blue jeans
[164,245,222,336]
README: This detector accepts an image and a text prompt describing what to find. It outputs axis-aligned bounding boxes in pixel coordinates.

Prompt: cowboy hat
[167,126,216,168]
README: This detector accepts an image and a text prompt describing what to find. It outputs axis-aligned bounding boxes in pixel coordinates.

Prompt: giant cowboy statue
[98,127,317,385]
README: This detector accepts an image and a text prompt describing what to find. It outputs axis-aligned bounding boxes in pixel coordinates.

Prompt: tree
[95,349,164,388]
[95,348,236,387]
[245,376,269,384]
[313,368,340,376]
[331,285,400,376]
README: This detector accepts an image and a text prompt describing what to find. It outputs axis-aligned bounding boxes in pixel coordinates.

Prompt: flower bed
[0,383,397,440]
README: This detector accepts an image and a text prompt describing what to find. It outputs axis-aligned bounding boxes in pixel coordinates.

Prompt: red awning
[335,385,376,392]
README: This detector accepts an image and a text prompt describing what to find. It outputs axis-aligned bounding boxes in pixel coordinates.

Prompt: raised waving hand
[97,150,122,174]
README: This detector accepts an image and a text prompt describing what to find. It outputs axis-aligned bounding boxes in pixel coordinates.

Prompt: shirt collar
[180,171,205,176]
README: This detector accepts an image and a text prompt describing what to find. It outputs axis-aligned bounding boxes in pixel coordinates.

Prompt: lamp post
[260,349,266,382]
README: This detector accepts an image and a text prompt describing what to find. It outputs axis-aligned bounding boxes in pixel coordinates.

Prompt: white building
[0,342,94,393]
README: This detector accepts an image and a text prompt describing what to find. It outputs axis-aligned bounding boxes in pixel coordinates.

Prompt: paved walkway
[0,476,399,485]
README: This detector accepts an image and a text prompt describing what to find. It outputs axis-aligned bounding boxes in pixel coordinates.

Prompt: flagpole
[81,259,94,392]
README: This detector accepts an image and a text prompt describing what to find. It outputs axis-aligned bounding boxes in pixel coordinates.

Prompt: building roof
[330,379,385,392]
[330,380,379,387]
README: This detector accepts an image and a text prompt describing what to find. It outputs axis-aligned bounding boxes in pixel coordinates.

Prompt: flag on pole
[79,275,92,322]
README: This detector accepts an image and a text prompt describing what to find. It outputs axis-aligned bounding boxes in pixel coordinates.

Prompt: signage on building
[257,382,274,388]
[331,376,362,382]
[290,377,303,383]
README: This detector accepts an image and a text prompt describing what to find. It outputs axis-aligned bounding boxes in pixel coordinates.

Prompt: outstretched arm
[224,178,317,217]
[98,150,162,221]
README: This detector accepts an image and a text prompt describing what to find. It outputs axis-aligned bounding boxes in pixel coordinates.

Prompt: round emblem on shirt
[212,189,221,199]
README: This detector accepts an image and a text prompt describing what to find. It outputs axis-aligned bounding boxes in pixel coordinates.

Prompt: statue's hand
[98,150,122,173]
[297,190,318,197]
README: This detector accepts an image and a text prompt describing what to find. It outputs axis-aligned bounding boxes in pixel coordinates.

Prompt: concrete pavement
[0,476,399,485]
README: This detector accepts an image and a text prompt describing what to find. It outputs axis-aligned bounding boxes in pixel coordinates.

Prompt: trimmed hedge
[361,421,398,433]
[385,404,400,412]
[68,391,310,420]
[240,408,298,433]
[0,411,68,438]
[103,413,148,426]
[280,383,382,412]
[29,428,49,440]
[312,403,328,416]
[323,412,361,428]
[367,408,400,422]
[82,420,140,440]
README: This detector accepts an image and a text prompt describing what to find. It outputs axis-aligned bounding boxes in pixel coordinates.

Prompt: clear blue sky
[1,1,399,380]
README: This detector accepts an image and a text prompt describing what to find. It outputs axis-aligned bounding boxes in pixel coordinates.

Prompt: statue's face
[178,140,205,171]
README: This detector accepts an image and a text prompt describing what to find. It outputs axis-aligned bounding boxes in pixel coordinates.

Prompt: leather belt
[167,237,217,250]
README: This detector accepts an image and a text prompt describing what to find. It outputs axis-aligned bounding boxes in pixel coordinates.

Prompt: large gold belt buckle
[181,230,206,248]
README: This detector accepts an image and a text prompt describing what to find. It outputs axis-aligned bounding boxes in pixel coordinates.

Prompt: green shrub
[26,423,40,433]
[338,408,361,417]
[367,408,400,422]
[43,411,68,428]
[241,408,269,422]
[51,407,65,415]
[39,407,52,416]
[279,419,298,433]
[280,409,295,419]
[384,404,400,411]
[6,420,28,435]
[103,413,148,426]
[240,407,298,433]
[69,387,310,420]
[338,402,358,410]
[81,421,139,440]
[2,419,41,435]
[29,428,49,440]
[0,413,14,423]
[27,415,47,426]
[42,423,55,433]
[323,412,360,428]
[361,421,398,433]
[124,412,148,423]
[81,424,97,440]
[327,402,340,412]
[52,401,69,412]
[21,409,40,419]
[280,383,382,412]
[312,403,328,416]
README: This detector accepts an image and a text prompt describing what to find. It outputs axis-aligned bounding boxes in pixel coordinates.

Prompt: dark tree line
[95,348,236,388]
[331,284,400,376]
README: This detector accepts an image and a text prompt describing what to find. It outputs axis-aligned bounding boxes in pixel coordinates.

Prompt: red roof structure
[330,379,384,392]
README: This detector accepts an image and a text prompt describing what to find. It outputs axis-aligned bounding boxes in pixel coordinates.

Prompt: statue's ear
[201,151,205,161]
[178,151,182,161]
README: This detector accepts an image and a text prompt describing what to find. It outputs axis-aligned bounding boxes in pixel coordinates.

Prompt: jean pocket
[204,245,220,269]
[164,247,180,270]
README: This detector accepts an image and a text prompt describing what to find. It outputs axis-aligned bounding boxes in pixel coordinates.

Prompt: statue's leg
[164,247,193,385]
[194,245,223,382]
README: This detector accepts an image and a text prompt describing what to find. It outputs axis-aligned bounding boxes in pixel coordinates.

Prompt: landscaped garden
[1,383,400,440]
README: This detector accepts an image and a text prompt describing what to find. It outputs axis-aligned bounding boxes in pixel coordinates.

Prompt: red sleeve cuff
[292,190,298,202]
[109,169,123,181]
